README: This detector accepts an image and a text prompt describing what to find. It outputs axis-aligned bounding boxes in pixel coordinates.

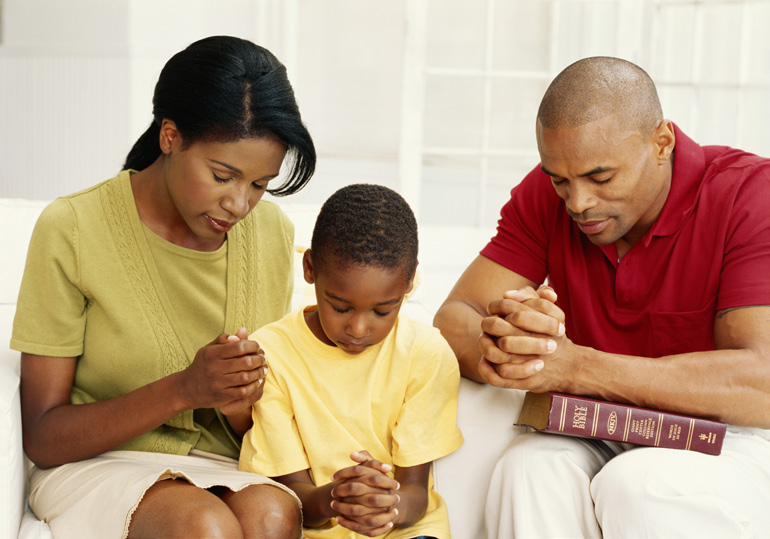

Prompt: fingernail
[534,360,545,371]
[558,323,566,336]
[505,289,526,300]
[547,340,557,352]
[227,335,239,342]
[263,366,269,375]
[258,379,264,386]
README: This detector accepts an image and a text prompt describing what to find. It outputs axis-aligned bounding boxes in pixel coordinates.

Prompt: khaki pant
[485,429,770,538]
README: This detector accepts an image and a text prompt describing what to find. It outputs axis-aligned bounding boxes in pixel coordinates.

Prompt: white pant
[485,430,770,539]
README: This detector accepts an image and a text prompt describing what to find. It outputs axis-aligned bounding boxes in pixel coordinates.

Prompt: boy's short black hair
[310,184,418,281]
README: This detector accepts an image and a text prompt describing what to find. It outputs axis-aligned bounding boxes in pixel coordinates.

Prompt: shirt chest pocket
[649,298,716,357]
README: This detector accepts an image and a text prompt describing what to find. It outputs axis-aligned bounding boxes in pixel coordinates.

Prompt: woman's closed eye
[213,173,234,183]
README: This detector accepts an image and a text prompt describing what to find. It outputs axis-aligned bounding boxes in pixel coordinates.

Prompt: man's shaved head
[537,57,663,134]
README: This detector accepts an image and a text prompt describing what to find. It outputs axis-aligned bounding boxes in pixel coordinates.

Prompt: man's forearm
[560,345,770,428]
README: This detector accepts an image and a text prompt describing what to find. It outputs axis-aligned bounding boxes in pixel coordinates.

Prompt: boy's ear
[404,261,418,296]
[302,249,316,285]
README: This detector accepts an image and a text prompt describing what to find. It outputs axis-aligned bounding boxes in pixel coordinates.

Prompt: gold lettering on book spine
[685,418,695,450]
[591,404,600,436]
[623,409,632,441]
[654,413,663,447]
[559,397,568,432]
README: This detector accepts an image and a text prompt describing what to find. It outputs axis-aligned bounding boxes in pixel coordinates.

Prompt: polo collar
[643,124,706,243]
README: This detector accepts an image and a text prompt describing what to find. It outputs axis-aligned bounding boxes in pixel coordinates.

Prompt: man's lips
[575,219,609,235]
[205,214,234,232]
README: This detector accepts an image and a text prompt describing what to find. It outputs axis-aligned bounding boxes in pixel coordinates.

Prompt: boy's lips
[338,340,368,353]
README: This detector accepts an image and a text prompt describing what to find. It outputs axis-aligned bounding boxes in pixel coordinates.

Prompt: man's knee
[495,432,607,482]
[592,448,751,538]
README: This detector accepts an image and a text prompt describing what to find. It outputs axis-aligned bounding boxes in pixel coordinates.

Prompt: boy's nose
[346,315,369,339]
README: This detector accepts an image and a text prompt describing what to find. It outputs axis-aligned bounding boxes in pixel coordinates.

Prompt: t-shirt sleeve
[239,363,310,478]
[11,198,87,357]
[718,162,770,309]
[390,331,464,467]
[480,165,559,285]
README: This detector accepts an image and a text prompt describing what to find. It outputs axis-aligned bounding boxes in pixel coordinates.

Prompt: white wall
[1,0,769,227]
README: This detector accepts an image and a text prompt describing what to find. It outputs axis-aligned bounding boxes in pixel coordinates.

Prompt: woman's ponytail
[122,121,161,171]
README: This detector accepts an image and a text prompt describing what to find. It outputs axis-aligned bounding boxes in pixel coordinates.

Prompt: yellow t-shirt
[11,171,295,457]
[240,307,464,539]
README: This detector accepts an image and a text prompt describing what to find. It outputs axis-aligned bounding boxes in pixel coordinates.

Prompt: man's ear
[652,119,676,164]
[159,118,182,155]
[302,249,316,285]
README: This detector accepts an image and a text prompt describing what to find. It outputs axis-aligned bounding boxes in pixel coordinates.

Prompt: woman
[11,36,315,538]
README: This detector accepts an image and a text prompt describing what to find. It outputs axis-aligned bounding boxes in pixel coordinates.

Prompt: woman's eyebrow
[209,159,243,175]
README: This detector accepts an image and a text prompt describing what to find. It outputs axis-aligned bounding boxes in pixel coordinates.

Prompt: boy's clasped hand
[330,450,401,536]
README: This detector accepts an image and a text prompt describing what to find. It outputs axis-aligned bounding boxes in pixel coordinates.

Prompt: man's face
[536,115,673,248]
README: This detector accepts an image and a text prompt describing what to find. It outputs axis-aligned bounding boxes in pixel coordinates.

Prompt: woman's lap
[29,450,298,539]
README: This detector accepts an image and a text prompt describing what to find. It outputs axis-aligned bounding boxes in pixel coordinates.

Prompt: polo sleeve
[239,367,310,478]
[480,165,559,284]
[718,162,770,309]
[390,331,464,467]
[11,198,87,357]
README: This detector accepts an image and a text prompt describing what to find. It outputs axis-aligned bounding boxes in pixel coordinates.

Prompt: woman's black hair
[123,35,315,196]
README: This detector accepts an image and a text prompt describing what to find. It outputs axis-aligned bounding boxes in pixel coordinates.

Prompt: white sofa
[0,198,526,539]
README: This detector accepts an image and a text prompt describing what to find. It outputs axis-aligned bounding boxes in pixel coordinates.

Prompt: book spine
[547,394,726,456]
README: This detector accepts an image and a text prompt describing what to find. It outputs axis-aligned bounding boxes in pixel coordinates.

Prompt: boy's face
[302,251,414,355]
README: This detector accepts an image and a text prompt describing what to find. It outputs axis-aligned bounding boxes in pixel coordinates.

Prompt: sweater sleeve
[11,198,87,357]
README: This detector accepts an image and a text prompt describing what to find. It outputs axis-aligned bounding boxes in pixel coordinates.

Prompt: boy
[239,184,464,538]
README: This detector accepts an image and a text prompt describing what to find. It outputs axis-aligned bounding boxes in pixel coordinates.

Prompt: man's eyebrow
[540,165,614,178]
[210,159,243,175]
[326,292,401,306]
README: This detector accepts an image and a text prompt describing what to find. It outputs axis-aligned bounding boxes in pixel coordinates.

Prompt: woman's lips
[205,214,233,232]
[576,219,609,235]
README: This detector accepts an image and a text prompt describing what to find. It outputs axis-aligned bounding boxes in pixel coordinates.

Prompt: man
[434,56,770,538]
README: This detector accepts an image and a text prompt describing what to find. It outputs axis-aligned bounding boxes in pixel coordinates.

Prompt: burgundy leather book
[516,392,726,456]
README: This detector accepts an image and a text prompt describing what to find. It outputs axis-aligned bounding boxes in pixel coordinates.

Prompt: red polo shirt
[481,125,770,357]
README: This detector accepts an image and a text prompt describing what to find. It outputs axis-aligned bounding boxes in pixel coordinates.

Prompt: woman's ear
[302,249,315,285]
[159,118,181,155]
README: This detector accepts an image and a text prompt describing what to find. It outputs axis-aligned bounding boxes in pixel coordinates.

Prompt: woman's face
[160,122,287,246]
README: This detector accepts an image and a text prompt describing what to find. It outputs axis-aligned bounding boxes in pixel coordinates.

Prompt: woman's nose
[222,183,251,217]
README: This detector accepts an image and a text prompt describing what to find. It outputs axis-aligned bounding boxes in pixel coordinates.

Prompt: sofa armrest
[434,378,527,539]
[0,359,24,539]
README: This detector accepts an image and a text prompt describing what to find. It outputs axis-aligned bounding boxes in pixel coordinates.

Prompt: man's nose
[565,181,597,216]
